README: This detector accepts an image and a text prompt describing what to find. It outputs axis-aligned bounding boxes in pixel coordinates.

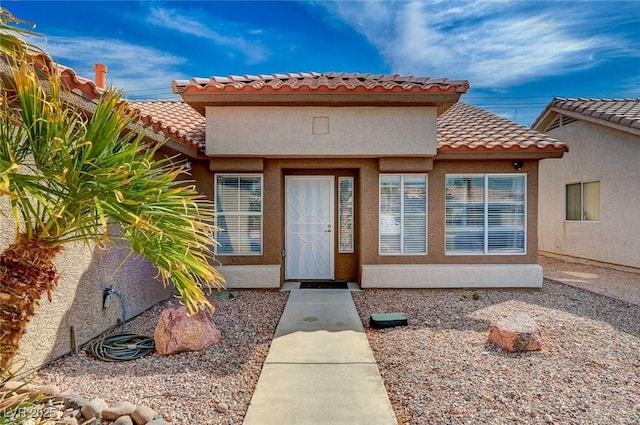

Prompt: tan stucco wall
[539,120,640,269]
[205,106,438,157]
[1,198,172,371]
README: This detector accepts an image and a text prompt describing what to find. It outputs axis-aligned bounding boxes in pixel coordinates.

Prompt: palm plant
[0,50,224,368]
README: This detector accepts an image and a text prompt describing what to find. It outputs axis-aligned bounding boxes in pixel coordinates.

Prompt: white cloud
[147,7,270,65]
[316,0,630,88]
[37,36,186,98]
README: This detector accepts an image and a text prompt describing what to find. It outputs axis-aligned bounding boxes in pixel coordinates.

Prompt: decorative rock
[154,306,221,355]
[65,395,88,410]
[80,397,109,420]
[34,384,61,397]
[215,402,229,413]
[488,312,542,353]
[60,418,78,425]
[1,380,35,394]
[131,405,156,425]
[102,401,137,420]
[114,416,134,425]
[147,419,172,425]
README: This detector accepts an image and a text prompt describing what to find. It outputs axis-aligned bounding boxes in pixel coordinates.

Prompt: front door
[285,176,334,280]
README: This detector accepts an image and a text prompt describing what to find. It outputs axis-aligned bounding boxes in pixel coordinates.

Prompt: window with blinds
[214,174,263,255]
[379,175,427,255]
[566,181,600,221]
[445,174,526,255]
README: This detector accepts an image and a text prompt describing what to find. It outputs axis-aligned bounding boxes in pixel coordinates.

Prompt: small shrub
[472,292,482,301]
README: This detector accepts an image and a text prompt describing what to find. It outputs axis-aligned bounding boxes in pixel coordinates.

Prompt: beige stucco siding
[205,106,438,157]
[538,120,640,269]
[1,198,172,371]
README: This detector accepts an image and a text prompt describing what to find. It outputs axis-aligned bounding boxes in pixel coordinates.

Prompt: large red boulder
[154,306,221,356]
[487,312,542,353]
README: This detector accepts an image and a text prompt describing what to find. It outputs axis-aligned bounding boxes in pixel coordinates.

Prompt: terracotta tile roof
[532,98,640,131]
[173,72,469,94]
[438,102,568,153]
[128,100,205,149]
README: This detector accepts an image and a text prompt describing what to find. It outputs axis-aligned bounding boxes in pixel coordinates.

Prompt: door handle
[325,224,332,233]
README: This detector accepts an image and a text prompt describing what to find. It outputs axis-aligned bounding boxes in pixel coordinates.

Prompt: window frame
[565,181,600,222]
[214,173,264,256]
[378,174,428,256]
[445,173,527,256]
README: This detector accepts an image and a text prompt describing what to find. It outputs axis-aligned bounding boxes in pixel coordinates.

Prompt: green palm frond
[1,52,224,313]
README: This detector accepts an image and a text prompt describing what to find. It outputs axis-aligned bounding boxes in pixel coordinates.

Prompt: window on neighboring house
[445,174,526,255]
[379,174,427,255]
[566,181,600,221]
[214,174,263,255]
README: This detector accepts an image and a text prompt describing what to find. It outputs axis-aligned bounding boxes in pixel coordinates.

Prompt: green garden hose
[87,331,155,362]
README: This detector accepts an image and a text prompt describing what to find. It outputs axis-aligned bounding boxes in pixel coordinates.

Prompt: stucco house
[132,72,568,289]
[532,98,640,271]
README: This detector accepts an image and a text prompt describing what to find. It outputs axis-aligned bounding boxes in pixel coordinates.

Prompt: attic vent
[548,116,562,131]
[547,115,578,131]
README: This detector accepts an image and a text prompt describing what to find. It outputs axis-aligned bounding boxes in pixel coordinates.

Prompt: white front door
[285,176,334,280]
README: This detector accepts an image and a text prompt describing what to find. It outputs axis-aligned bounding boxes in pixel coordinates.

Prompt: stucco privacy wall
[205,106,438,157]
[538,121,640,269]
[1,199,172,371]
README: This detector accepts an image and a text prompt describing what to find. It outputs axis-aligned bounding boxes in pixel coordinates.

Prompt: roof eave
[436,146,567,160]
[178,91,465,116]
[544,107,640,137]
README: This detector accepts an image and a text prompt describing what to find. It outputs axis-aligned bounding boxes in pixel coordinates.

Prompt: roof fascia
[179,92,464,115]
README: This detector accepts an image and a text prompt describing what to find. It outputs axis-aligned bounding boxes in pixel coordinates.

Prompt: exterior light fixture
[513,161,524,170]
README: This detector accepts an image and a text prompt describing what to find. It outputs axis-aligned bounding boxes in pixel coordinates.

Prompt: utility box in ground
[369,312,408,329]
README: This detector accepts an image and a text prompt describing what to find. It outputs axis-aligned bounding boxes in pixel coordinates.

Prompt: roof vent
[93,63,107,89]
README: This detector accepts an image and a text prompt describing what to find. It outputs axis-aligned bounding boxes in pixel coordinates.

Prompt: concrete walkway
[540,255,640,306]
[243,289,397,425]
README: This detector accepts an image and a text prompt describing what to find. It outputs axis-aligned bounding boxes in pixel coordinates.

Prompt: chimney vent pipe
[93,63,107,89]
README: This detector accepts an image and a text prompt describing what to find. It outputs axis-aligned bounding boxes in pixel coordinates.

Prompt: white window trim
[378,174,428,256]
[445,173,527,256]
[214,173,264,256]
[565,180,601,222]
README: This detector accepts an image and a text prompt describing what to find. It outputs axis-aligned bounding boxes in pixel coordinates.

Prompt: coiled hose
[86,286,155,362]
[87,332,155,362]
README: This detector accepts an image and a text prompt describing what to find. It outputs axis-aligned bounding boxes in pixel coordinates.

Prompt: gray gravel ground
[34,290,288,424]
[353,280,640,425]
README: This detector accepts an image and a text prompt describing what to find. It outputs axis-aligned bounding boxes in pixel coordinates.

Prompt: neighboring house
[135,72,567,289]
[532,98,640,271]
[0,58,172,370]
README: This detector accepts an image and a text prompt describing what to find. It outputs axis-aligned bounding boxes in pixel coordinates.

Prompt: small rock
[544,413,554,423]
[34,384,61,397]
[147,419,172,425]
[154,306,221,355]
[215,402,229,413]
[102,401,137,420]
[1,380,35,394]
[131,405,156,425]
[487,313,542,353]
[60,419,79,425]
[114,416,134,425]
[66,395,88,410]
[80,398,109,420]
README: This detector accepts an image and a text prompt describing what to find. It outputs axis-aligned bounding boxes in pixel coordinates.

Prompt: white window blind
[379,175,427,255]
[445,174,526,255]
[215,174,263,255]
[566,181,600,221]
[338,177,354,253]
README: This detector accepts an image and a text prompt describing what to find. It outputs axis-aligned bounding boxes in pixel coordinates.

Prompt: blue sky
[6,0,640,126]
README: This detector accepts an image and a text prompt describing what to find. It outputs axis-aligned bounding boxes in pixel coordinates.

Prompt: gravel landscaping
[33,290,288,424]
[353,279,640,425]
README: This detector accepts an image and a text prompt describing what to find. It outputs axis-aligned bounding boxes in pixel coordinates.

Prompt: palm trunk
[0,238,61,369]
